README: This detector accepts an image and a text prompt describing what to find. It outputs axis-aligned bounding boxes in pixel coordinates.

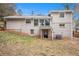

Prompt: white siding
[22,19,40,36]
[51,11,73,38]
[6,18,40,36]
[6,19,25,32]
[51,12,72,23]
[53,23,72,37]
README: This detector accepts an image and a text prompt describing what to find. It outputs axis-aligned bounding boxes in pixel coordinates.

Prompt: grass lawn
[0,31,79,56]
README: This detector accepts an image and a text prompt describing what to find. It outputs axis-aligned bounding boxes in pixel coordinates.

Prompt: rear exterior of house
[4,10,74,40]
[49,10,74,39]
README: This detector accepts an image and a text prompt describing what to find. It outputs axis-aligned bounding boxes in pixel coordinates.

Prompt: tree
[64,4,70,10]
[0,3,16,17]
[75,3,79,14]
[17,9,23,16]
[0,3,17,30]
[74,3,79,26]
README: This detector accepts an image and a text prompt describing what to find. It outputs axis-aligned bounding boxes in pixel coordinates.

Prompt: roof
[49,10,73,14]
[4,15,51,19]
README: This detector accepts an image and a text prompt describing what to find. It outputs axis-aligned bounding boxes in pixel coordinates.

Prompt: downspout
[3,17,6,30]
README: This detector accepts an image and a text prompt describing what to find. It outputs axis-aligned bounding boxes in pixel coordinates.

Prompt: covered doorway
[39,29,52,40]
[42,29,48,38]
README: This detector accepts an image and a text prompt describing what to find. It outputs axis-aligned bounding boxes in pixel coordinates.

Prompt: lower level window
[30,29,34,34]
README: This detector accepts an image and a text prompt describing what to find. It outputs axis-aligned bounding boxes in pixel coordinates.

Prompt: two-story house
[4,10,74,40]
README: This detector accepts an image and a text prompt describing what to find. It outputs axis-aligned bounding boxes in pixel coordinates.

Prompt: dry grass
[0,31,79,56]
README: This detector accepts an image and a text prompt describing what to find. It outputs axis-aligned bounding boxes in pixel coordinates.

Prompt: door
[42,29,48,38]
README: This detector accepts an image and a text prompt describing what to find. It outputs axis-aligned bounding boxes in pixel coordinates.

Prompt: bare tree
[17,9,23,16]
[0,3,16,17]
[0,3,17,30]
[75,4,79,13]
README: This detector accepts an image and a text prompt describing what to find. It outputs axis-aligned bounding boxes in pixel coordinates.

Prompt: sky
[16,3,78,19]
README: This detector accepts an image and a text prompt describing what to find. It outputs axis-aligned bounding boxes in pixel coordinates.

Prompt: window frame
[34,19,38,26]
[40,19,44,26]
[66,12,71,17]
[26,19,31,23]
[59,24,65,27]
[45,19,50,26]
[30,29,34,34]
[60,12,64,18]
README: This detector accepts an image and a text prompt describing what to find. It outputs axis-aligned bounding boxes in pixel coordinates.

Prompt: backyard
[0,31,79,56]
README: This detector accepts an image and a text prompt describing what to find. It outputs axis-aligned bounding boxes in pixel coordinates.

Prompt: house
[4,10,74,40]
[0,20,5,30]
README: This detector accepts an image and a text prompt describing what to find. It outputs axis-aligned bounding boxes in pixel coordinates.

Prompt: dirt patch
[0,31,79,55]
[69,37,79,48]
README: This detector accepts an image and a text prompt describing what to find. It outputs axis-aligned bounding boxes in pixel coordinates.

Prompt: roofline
[49,10,73,14]
[4,15,51,19]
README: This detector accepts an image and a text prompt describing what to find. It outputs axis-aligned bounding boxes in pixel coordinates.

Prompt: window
[26,19,31,23]
[40,19,44,26]
[59,24,65,27]
[45,19,50,26]
[60,12,64,18]
[66,12,71,15]
[30,29,34,34]
[66,12,71,17]
[34,19,38,26]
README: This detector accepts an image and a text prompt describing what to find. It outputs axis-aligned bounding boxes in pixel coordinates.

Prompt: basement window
[30,29,34,34]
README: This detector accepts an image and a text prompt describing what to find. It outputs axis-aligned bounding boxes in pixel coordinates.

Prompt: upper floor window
[60,12,64,18]
[66,12,71,15]
[40,19,44,26]
[26,19,31,23]
[66,12,71,17]
[59,24,65,27]
[45,19,50,26]
[34,19,38,26]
